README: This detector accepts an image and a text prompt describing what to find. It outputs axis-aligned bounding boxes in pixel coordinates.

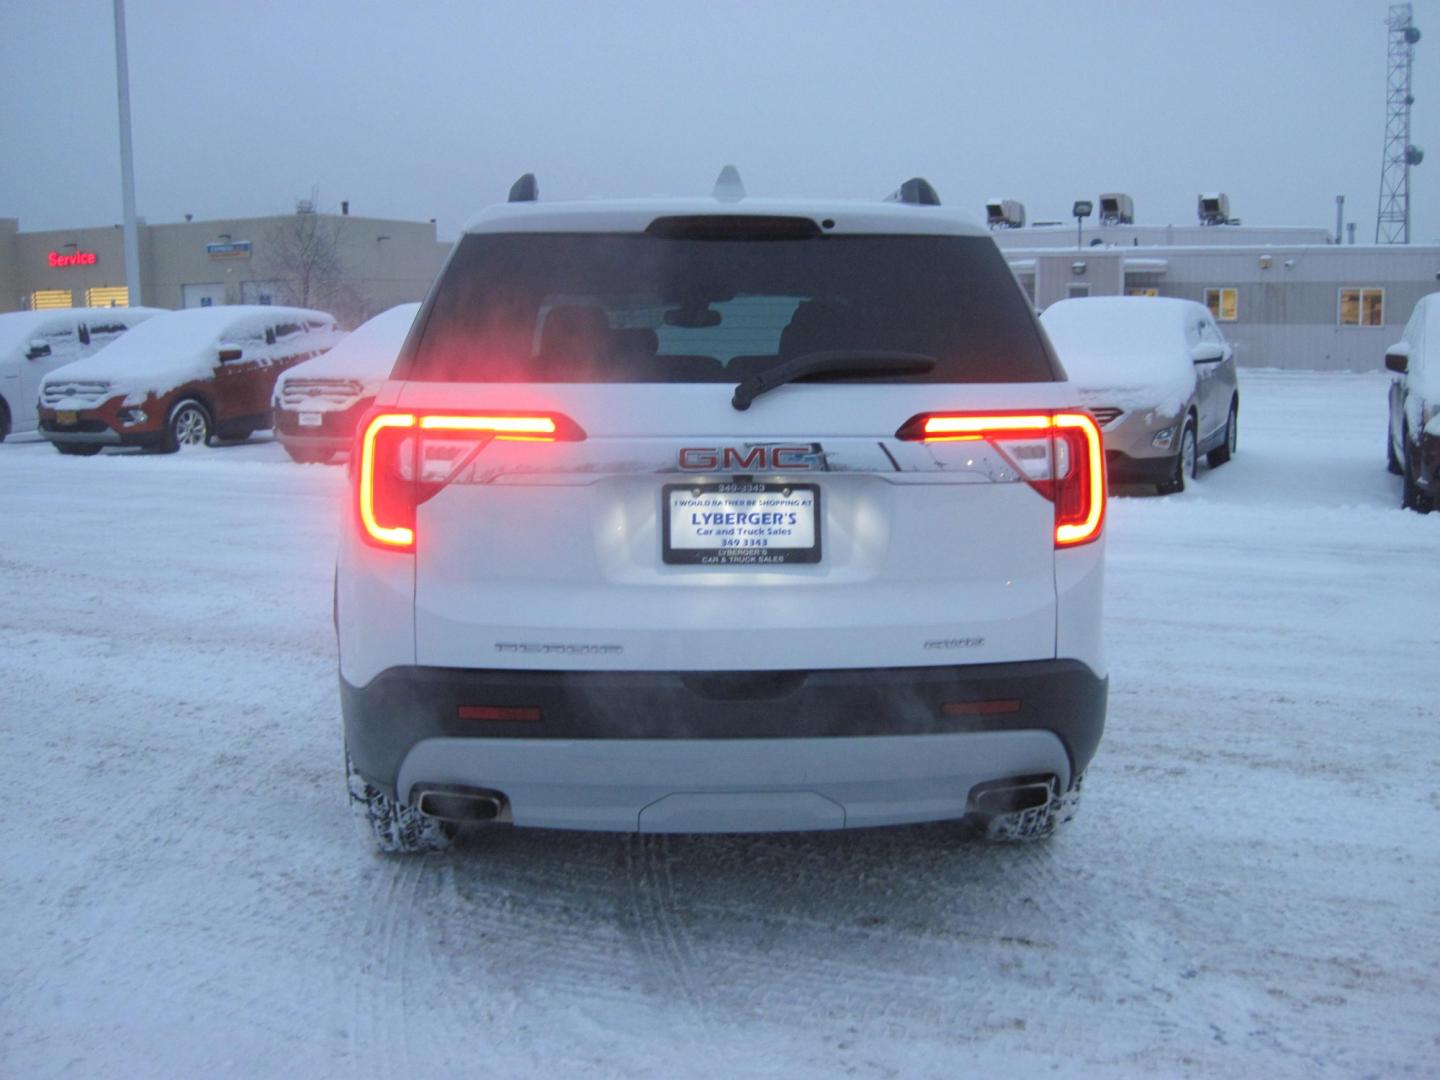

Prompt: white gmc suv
[337,172,1107,853]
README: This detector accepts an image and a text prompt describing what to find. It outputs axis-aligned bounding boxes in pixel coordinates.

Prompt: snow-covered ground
[1,371,1435,1077]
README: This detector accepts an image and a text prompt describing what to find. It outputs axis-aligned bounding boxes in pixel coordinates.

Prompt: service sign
[48,250,98,268]
[663,482,820,566]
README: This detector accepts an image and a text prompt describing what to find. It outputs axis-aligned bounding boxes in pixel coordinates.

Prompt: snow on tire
[346,753,454,854]
[982,772,1085,843]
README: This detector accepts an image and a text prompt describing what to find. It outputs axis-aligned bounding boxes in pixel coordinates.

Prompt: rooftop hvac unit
[985,198,1026,229]
[1099,193,1134,225]
[1198,192,1231,226]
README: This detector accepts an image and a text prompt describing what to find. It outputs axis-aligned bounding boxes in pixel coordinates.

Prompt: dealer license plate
[56,410,78,426]
[298,412,323,428]
[663,482,821,566]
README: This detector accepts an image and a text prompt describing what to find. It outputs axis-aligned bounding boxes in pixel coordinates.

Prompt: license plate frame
[55,410,78,426]
[662,482,821,566]
[297,411,323,428]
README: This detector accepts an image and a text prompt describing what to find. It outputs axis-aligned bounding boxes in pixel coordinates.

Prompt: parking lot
[1,370,1436,1077]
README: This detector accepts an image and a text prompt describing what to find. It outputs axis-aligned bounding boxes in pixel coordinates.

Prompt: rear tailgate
[403,382,1068,671]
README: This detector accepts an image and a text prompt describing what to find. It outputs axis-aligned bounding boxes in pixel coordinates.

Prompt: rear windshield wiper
[731,350,938,411]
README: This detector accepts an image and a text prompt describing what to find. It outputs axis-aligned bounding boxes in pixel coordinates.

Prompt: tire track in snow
[622,834,722,1048]
[348,856,428,1077]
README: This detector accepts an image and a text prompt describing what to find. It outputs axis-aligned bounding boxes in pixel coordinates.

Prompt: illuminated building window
[1339,287,1384,326]
[30,289,73,310]
[85,286,130,308]
[1204,287,1238,321]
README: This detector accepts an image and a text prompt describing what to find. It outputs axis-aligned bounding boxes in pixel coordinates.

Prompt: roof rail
[887,177,941,207]
[508,173,538,203]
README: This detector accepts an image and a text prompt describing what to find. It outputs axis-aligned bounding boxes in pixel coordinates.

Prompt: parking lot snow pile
[0,371,1437,1078]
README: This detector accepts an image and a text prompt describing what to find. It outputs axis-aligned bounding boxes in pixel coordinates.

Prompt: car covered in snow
[0,307,163,442]
[37,305,342,454]
[1040,296,1239,494]
[272,303,420,464]
[1386,291,1440,513]
[337,171,1108,853]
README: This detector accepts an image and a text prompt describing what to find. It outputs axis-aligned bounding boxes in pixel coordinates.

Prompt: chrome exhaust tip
[416,785,511,824]
[968,776,1056,817]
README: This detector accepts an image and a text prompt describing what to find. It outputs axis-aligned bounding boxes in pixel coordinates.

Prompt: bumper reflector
[941,699,1022,717]
[458,705,543,723]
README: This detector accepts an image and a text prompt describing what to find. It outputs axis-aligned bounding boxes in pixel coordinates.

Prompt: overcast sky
[2,0,1435,242]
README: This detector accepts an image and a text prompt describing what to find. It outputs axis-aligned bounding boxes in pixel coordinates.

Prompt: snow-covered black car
[337,171,1108,852]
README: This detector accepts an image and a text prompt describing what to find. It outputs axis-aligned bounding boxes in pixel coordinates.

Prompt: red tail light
[895,411,1105,547]
[355,409,586,552]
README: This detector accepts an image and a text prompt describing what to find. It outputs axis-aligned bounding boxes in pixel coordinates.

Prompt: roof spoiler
[508,173,538,203]
[887,177,941,206]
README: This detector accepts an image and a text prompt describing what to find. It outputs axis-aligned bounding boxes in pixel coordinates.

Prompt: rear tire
[1156,420,1197,495]
[0,400,10,442]
[347,753,455,854]
[1207,399,1238,468]
[55,442,103,456]
[980,773,1085,843]
[1401,431,1434,514]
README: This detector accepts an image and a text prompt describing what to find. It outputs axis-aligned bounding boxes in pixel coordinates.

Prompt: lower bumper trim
[343,660,1108,800]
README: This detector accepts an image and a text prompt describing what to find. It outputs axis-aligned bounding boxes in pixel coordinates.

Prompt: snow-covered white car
[1386,291,1440,513]
[272,303,420,464]
[38,306,342,454]
[338,172,1108,852]
[0,307,162,442]
[1040,297,1239,494]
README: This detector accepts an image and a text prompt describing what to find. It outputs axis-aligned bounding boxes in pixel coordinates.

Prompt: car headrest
[778,299,865,358]
[537,305,612,361]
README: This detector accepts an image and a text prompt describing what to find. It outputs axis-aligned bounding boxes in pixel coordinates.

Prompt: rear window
[399,231,1058,384]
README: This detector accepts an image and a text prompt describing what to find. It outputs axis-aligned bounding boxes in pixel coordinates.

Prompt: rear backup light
[895,411,1105,547]
[355,409,586,552]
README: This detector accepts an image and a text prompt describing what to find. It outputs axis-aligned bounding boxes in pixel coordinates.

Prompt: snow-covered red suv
[337,172,1108,853]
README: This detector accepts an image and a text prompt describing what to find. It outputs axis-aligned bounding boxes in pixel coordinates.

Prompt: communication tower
[1376,4,1423,244]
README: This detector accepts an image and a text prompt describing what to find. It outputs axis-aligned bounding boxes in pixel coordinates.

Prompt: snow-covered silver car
[0,307,162,442]
[273,303,420,464]
[1040,297,1239,494]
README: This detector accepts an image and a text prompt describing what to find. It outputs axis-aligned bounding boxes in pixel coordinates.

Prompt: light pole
[1073,200,1093,250]
[113,0,142,306]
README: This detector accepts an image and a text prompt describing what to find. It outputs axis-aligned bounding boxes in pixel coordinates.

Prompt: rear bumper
[398,731,1072,832]
[343,660,1107,828]
[275,430,351,454]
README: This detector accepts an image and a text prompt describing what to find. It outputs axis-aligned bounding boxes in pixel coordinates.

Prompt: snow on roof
[42,305,336,385]
[0,306,164,356]
[1040,297,1201,412]
[1410,292,1440,400]
[279,303,420,382]
[462,197,989,238]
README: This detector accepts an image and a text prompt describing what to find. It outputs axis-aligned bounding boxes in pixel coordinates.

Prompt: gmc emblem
[678,445,818,471]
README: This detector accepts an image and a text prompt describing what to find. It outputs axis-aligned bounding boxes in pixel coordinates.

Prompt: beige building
[0,209,451,326]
